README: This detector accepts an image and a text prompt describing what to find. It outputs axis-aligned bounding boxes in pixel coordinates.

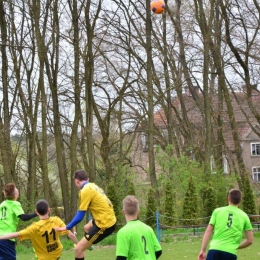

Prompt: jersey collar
[81,180,89,189]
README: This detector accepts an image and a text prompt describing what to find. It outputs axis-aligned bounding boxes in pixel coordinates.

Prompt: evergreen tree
[182,176,198,226]
[242,175,256,220]
[145,188,156,228]
[127,181,136,196]
[107,182,120,224]
[201,184,216,224]
[164,181,176,226]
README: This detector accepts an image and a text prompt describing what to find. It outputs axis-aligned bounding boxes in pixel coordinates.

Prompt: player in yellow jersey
[54,170,116,260]
[0,199,78,260]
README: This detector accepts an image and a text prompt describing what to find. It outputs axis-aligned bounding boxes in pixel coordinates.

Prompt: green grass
[16,234,260,260]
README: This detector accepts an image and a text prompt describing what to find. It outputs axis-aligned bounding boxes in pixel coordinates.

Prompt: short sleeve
[244,216,253,231]
[116,229,129,257]
[55,217,69,235]
[209,209,217,226]
[13,202,25,217]
[151,229,161,252]
[19,223,35,241]
[78,188,92,211]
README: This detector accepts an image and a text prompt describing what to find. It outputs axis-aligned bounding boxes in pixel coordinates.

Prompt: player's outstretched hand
[53,226,67,231]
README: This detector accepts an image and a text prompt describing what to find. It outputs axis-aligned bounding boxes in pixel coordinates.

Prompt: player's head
[74,170,88,188]
[228,188,242,205]
[4,183,19,200]
[74,170,88,181]
[122,195,140,216]
[36,199,49,215]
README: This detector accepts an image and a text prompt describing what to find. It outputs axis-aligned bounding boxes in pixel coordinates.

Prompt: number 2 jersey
[116,220,162,260]
[0,200,25,241]
[208,205,252,255]
[18,216,68,260]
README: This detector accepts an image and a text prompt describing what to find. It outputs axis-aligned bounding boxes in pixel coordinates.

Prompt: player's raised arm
[67,230,78,244]
[53,226,67,231]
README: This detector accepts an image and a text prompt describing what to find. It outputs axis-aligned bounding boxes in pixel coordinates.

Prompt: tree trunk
[146,0,159,201]
[0,0,15,183]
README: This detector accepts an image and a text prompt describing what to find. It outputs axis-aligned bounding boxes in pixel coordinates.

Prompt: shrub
[182,176,198,226]
[242,175,256,219]
[164,181,177,226]
[145,188,156,228]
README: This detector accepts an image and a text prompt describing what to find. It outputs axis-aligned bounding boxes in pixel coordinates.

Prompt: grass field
[16,234,260,260]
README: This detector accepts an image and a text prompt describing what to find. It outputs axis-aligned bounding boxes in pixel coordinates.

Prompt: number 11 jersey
[19,216,68,260]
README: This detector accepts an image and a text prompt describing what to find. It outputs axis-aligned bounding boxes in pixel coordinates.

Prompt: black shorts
[84,219,116,244]
[206,249,237,260]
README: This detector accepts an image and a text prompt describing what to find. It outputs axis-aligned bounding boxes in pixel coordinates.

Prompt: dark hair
[74,170,88,181]
[229,189,241,205]
[36,199,49,215]
[4,183,16,200]
[123,195,139,216]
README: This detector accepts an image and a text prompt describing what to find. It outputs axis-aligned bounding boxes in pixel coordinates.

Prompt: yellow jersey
[19,216,68,260]
[78,183,116,228]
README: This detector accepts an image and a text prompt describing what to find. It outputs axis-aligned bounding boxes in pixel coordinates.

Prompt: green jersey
[209,205,252,255]
[116,220,162,260]
[0,200,25,241]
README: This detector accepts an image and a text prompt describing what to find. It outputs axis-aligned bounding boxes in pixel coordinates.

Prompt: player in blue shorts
[198,188,253,260]
[0,183,37,260]
[0,199,78,260]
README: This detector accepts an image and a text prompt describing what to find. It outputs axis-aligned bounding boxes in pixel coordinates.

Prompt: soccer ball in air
[150,0,165,14]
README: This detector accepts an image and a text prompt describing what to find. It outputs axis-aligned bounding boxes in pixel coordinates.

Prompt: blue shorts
[0,240,16,260]
[206,249,237,260]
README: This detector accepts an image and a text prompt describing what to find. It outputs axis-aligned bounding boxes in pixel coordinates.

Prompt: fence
[154,212,260,242]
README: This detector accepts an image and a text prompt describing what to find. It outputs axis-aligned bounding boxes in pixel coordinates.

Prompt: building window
[252,166,260,182]
[223,155,229,174]
[251,143,260,156]
[210,155,216,173]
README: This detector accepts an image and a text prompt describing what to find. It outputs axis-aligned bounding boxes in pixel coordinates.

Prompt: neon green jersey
[19,216,68,260]
[0,200,25,241]
[209,205,252,255]
[116,220,162,260]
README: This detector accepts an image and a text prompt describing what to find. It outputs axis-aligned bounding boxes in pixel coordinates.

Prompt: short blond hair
[123,195,139,216]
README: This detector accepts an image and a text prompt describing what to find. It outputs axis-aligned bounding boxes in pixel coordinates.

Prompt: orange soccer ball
[150,0,165,14]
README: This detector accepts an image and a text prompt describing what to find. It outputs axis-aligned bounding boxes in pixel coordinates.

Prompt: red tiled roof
[154,89,260,150]
[154,109,167,127]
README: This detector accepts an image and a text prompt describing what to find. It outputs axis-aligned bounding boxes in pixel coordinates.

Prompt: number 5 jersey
[208,205,252,255]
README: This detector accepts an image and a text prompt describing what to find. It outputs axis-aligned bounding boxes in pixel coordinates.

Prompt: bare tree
[0,0,16,187]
